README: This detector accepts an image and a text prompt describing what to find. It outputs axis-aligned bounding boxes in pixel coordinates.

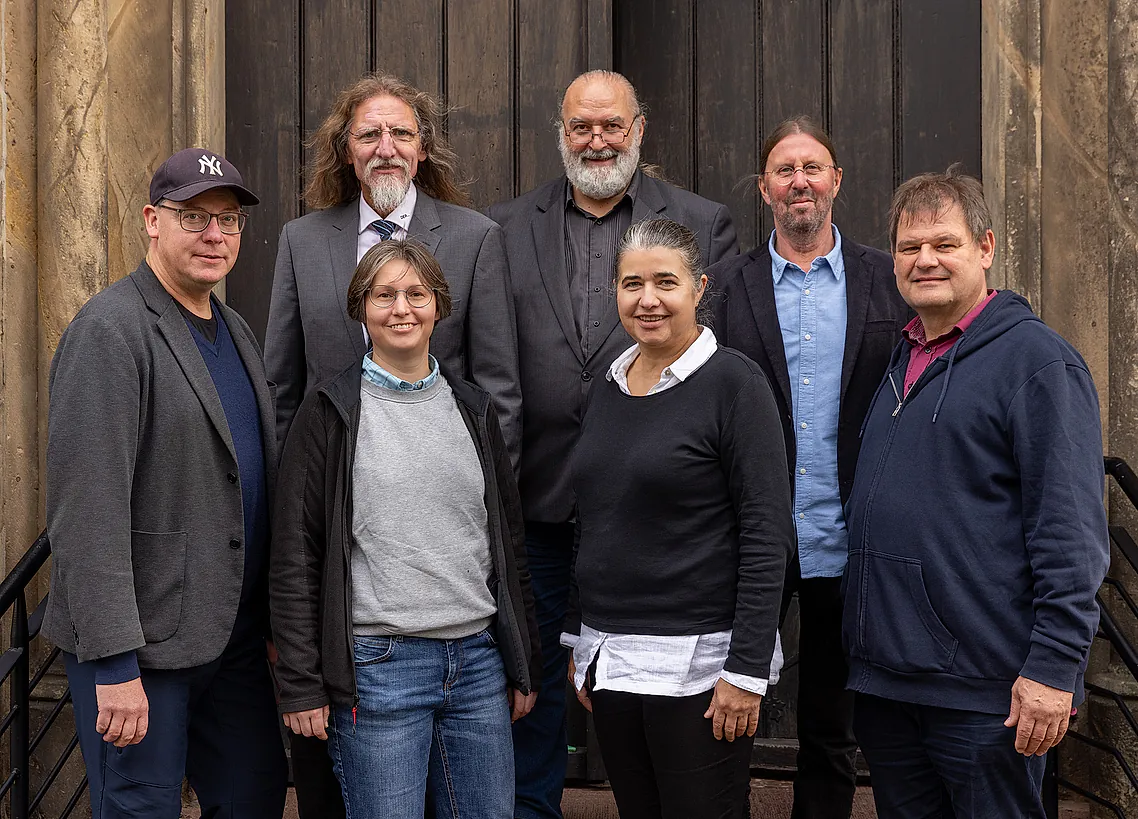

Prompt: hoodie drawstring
[931,340,962,423]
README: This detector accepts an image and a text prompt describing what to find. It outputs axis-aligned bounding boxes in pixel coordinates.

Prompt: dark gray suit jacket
[265,193,521,465]
[487,172,739,523]
[43,261,277,668]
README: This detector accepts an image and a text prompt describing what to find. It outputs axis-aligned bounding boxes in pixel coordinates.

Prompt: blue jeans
[854,693,1047,818]
[66,630,287,819]
[512,521,574,819]
[328,629,514,819]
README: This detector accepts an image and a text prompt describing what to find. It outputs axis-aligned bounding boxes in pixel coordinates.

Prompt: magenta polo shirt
[901,289,998,396]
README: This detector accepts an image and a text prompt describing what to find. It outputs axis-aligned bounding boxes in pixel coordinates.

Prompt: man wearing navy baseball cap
[41,148,287,817]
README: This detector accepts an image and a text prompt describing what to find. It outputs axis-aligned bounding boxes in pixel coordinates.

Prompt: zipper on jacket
[889,372,904,417]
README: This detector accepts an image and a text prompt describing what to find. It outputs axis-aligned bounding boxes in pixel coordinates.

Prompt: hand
[95,678,149,748]
[509,688,538,722]
[1005,676,1073,756]
[704,678,762,742]
[568,656,592,713]
[283,706,331,741]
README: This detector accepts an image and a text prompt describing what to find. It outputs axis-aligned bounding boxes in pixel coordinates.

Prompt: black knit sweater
[570,347,795,679]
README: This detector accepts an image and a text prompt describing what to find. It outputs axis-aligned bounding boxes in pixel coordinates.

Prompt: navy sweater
[842,291,1109,714]
[570,348,795,680]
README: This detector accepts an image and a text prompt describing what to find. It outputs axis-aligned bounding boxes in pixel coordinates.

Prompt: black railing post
[10,592,29,819]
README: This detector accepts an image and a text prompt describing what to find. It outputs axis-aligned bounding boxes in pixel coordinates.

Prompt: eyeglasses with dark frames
[158,205,247,234]
[563,119,639,146]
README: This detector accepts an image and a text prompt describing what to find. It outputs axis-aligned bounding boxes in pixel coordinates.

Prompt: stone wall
[0,0,225,599]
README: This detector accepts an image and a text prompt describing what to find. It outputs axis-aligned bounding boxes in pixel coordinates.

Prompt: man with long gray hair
[264,72,521,819]
[488,69,739,819]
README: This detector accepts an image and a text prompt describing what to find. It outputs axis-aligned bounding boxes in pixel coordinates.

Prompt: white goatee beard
[365,158,412,216]
[560,129,641,201]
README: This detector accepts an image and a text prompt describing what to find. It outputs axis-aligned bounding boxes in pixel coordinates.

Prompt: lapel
[741,243,793,412]
[328,201,368,359]
[532,179,583,364]
[840,242,871,403]
[133,262,237,462]
[587,173,668,363]
[221,301,278,476]
[408,192,443,254]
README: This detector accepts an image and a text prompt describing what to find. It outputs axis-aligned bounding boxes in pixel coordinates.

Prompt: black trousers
[590,686,753,819]
[781,565,858,819]
[291,734,345,819]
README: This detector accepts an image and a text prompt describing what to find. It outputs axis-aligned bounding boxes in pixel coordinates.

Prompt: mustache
[787,191,817,204]
[579,147,619,161]
[366,157,410,173]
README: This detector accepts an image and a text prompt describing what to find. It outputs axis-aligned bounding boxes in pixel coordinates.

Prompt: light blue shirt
[770,226,848,578]
[362,353,440,392]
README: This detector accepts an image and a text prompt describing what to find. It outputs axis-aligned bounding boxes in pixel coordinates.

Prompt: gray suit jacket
[265,193,521,466]
[487,172,739,522]
[43,261,277,668]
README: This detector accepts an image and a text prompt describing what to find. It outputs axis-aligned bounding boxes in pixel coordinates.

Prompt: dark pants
[513,521,574,819]
[66,632,287,819]
[853,694,1047,818]
[290,734,345,819]
[780,567,857,819]
[590,686,753,819]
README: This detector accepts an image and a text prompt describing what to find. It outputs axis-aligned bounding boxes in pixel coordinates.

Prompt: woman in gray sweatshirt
[270,239,540,819]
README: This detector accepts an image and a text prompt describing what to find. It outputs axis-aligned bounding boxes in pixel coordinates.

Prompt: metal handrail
[0,530,87,818]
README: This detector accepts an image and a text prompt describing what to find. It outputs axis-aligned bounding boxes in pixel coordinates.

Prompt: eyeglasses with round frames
[158,205,246,234]
[350,126,420,146]
[764,163,838,184]
[564,119,639,146]
[368,284,437,309]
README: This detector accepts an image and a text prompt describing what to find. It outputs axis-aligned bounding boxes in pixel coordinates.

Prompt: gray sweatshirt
[350,376,497,639]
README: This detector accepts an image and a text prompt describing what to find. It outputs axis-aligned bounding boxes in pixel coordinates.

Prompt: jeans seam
[329,717,353,819]
[432,717,461,817]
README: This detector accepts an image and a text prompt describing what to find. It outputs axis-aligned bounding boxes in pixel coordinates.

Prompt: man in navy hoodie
[842,166,1109,818]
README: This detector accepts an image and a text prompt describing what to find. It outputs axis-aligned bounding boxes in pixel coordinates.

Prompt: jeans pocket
[353,635,396,666]
[852,550,958,673]
[478,628,498,648]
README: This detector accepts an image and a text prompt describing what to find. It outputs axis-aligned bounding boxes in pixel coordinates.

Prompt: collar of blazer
[130,260,275,469]
[738,238,875,411]
[530,169,668,363]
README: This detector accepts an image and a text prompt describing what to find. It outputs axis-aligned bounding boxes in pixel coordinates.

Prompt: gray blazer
[42,261,277,669]
[487,172,739,522]
[264,193,522,465]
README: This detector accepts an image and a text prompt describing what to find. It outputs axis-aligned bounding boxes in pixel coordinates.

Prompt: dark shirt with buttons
[564,171,640,360]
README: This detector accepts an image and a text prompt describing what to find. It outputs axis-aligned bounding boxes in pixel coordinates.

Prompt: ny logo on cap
[198,155,224,176]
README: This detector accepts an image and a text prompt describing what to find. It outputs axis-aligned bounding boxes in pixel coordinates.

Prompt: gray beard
[776,193,832,246]
[368,173,410,217]
[560,130,641,200]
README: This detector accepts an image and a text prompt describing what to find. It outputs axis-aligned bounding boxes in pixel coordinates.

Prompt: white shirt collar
[606,326,718,396]
[357,183,418,237]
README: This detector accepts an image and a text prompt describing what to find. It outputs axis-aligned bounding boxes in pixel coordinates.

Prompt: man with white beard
[488,69,739,819]
[264,73,521,819]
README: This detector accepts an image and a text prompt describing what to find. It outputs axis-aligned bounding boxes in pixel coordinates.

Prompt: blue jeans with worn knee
[328,629,514,819]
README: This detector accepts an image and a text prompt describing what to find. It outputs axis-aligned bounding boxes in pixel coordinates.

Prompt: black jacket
[269,363,540,714]
[708,237,912,505]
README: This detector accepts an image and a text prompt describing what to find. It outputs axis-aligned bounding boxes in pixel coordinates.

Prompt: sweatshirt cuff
[559,632,579,650]
[92,651,141,685]
[1019,639,1081,693]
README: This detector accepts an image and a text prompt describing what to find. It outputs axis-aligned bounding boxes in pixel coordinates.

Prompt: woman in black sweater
[567,219,794,819]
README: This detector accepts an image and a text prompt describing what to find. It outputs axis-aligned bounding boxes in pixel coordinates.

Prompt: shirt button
[592,320,600,327]
[663,369,672,376]
[595,252,602,258]
[596,219,603,225]
[804,289,811,295]
[803,378,810,385]
[924,347,932,354]
[799,468,807,475]
[594,286,600,292]
[798,513,806,520]
[801,422,807,429]
[581,371,592,381]
[227,472,238,484]
[229,539,241,550]
[804,333,812,341]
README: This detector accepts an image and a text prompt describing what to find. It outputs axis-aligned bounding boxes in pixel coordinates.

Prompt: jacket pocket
[130,530,187,643]
[849,550,958,673]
